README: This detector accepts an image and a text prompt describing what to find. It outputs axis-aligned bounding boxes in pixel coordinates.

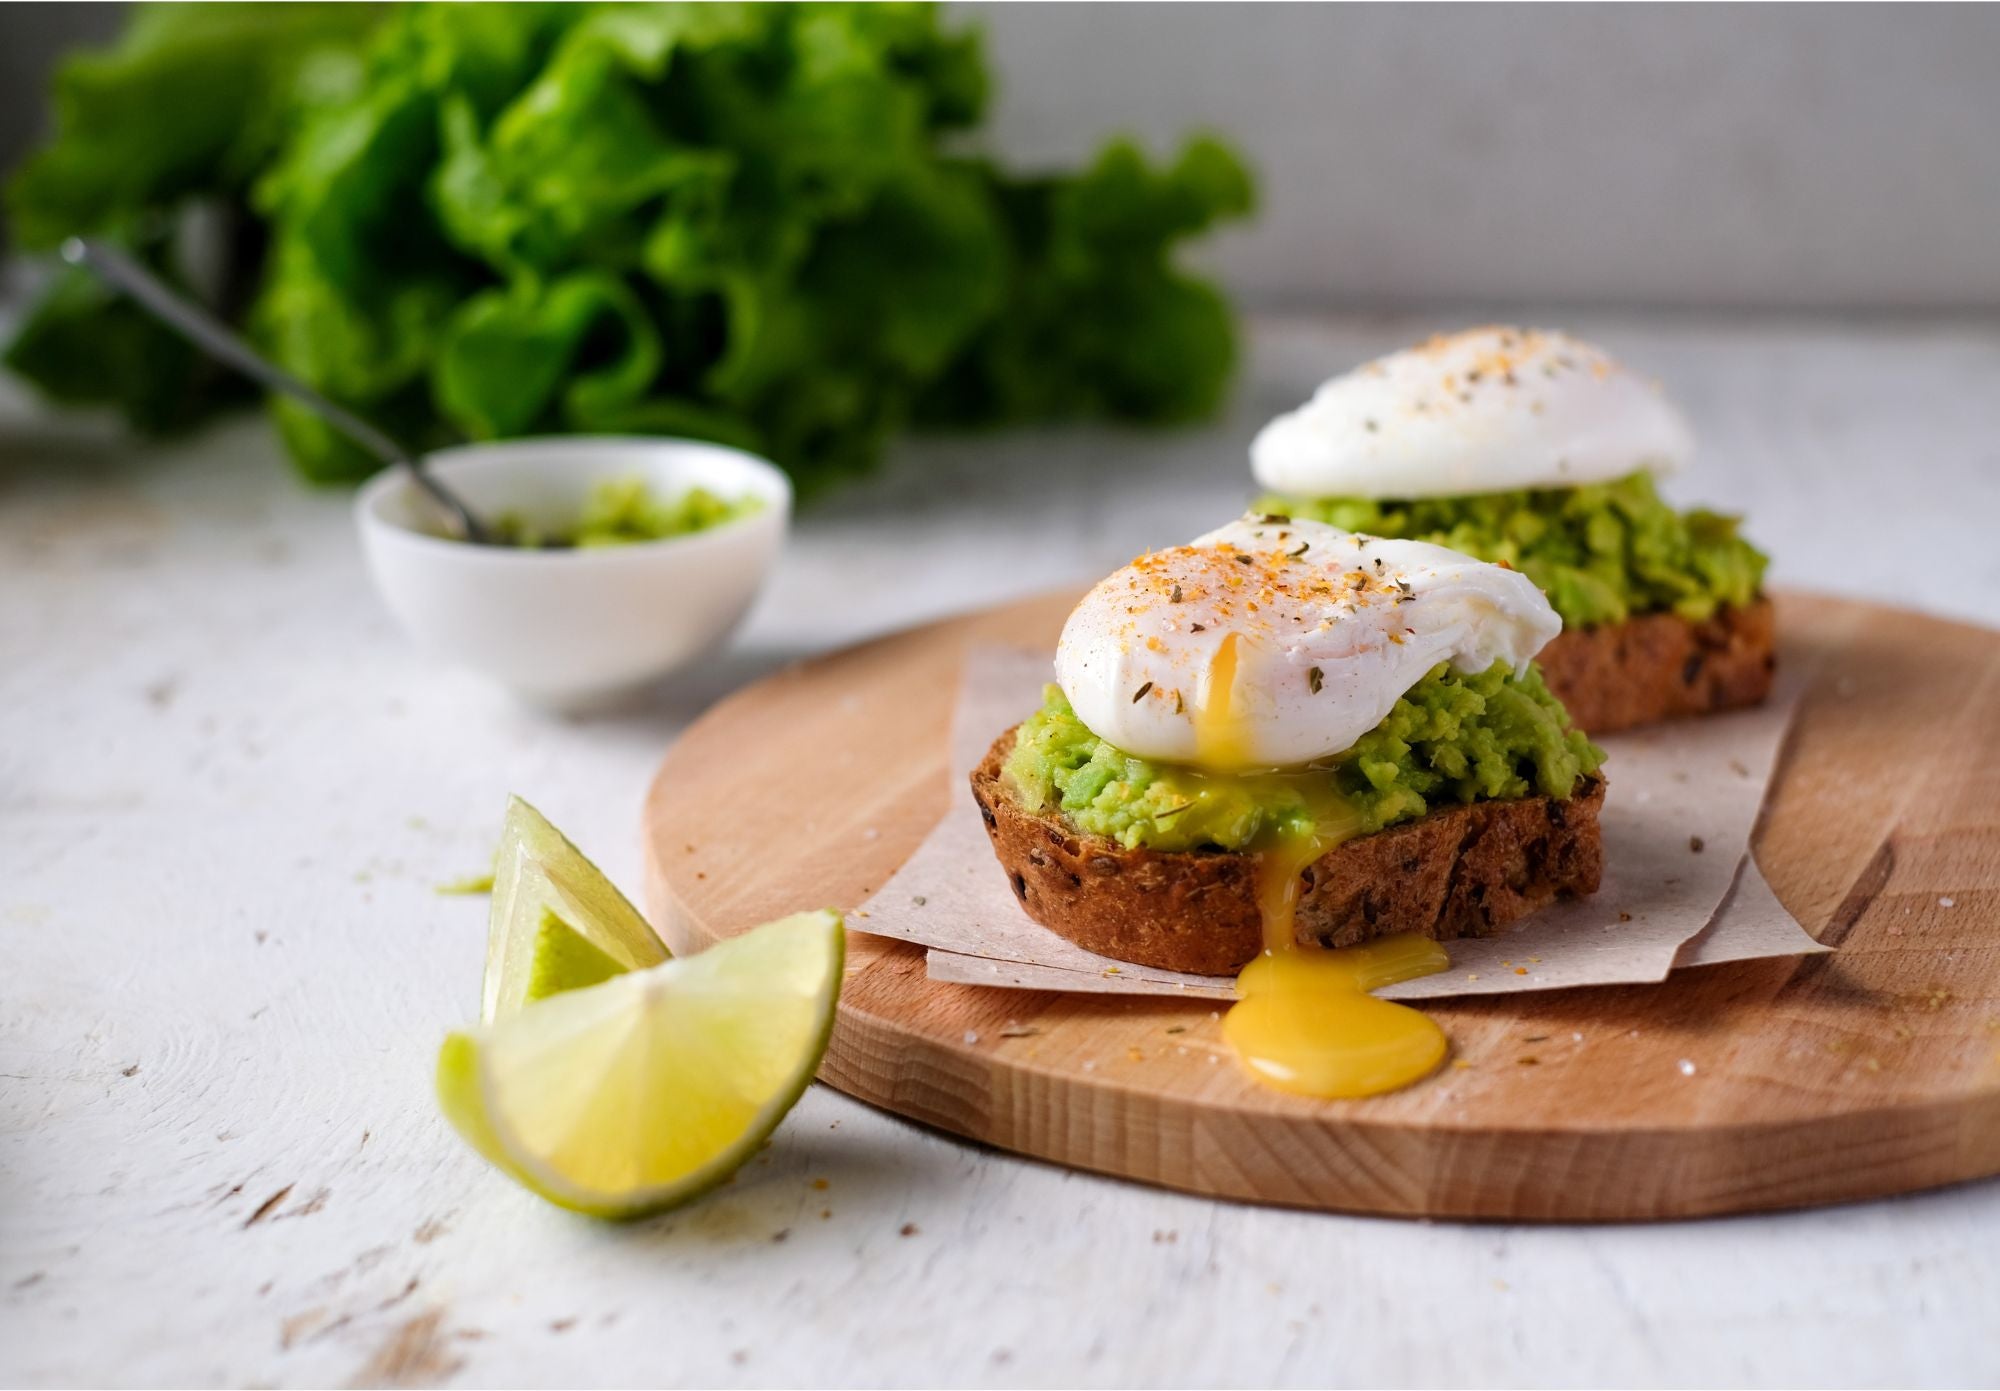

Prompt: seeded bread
[1536,597,1775,735]
[971,732,1606,976]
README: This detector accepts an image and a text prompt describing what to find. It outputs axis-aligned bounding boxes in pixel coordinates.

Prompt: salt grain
[1678,1059,1697,1076]
[1939,896,1956,908]
[963,1030,980,1046]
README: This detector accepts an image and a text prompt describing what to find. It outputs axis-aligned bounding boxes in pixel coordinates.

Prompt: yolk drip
[1189,636,1452,1099]
[1192,631,1253,771]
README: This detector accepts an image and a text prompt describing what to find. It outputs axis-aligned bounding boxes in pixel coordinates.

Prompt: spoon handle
[60,237,489,544]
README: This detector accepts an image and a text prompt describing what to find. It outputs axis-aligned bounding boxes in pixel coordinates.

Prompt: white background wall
[4,4,1999,312]
[969,3,2000,312]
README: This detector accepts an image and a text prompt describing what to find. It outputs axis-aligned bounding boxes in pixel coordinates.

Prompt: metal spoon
[60,237,491,544]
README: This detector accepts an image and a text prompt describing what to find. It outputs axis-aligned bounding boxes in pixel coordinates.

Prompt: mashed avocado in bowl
[491,477,764,549]
[1255,472,1766,630]
[1003,661,1603,854]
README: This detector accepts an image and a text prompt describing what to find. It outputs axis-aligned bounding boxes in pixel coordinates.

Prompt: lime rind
[435,1032,513,1173]
[483,796,667,1023]
[438,909,845,1220]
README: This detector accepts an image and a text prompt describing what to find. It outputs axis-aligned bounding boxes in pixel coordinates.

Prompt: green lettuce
[4,3,385,433]
[6,3,1253,493]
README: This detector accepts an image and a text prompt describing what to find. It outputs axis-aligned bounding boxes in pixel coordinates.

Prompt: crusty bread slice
[971,732,1605,976]
[1536,597,1774,735]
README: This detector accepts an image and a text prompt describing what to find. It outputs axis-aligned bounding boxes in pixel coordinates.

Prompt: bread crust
[971,733,1606,976]
[1536,598,1775,734]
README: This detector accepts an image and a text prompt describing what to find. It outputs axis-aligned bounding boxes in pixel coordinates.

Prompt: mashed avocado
[1003,662,1604,853]
[1254,471,1766,630]
[490,478,762,548]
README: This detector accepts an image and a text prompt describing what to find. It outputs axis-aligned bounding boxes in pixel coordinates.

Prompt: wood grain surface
[642,590,2000,1221]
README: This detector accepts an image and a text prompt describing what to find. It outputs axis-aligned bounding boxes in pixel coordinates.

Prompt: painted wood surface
[7,314,2000,1385]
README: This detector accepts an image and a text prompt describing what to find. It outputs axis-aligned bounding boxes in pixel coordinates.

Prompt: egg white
[1055,515,1561,769]
[1250,326,1692,500]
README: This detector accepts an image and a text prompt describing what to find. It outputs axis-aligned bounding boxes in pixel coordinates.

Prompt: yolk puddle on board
[1190,636,1452,1098]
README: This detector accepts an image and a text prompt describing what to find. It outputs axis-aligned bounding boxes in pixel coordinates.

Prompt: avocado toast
[974,515,1605,976]
[1252,327,1771,733]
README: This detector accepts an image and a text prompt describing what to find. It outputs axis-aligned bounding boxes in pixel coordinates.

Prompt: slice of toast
[971,732,1606,976]
[1535,597,1775,735]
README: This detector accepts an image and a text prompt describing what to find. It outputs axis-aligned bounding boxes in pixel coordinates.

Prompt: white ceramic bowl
[356,437,790,709]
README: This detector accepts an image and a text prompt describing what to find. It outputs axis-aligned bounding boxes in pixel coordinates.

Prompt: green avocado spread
[1254,471,1766,630]
[490,477,762,549]
[1003,662,1604,853]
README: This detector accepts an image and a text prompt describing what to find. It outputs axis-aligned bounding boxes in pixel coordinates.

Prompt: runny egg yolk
[1225,936,1450,1097]
[1187,634,1451,1098]
[1191,631,1251,770]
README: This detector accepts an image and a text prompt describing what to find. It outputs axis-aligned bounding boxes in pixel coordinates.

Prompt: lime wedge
[484,796,667,1022]
[437,909,845,1219]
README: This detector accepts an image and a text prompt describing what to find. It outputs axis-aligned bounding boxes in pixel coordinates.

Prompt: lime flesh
[438,909,845,1219]
[483,796,667,1022]
[525,910,626,1003]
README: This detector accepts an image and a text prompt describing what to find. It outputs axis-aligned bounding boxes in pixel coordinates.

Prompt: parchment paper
[850,646,1824,1001]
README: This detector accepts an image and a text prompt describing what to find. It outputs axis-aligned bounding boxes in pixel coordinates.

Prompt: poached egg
[1054,515,1560,770]
[1250,326,1692,500]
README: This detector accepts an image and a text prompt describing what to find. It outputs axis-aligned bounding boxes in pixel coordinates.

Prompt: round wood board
[643,591,2000,1221]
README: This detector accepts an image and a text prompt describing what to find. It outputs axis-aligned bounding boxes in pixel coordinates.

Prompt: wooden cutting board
[642,591,2000,1221]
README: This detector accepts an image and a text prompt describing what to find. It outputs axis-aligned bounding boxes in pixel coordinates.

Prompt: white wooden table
[5,314,1998,1388]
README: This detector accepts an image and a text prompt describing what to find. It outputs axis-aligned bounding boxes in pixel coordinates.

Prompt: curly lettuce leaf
[2,259,246,434]
[919,136,1254,426]
[4,4,384,432]
[6,2,1254,493]
[6,3,384,250]
[435,272,663,437]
